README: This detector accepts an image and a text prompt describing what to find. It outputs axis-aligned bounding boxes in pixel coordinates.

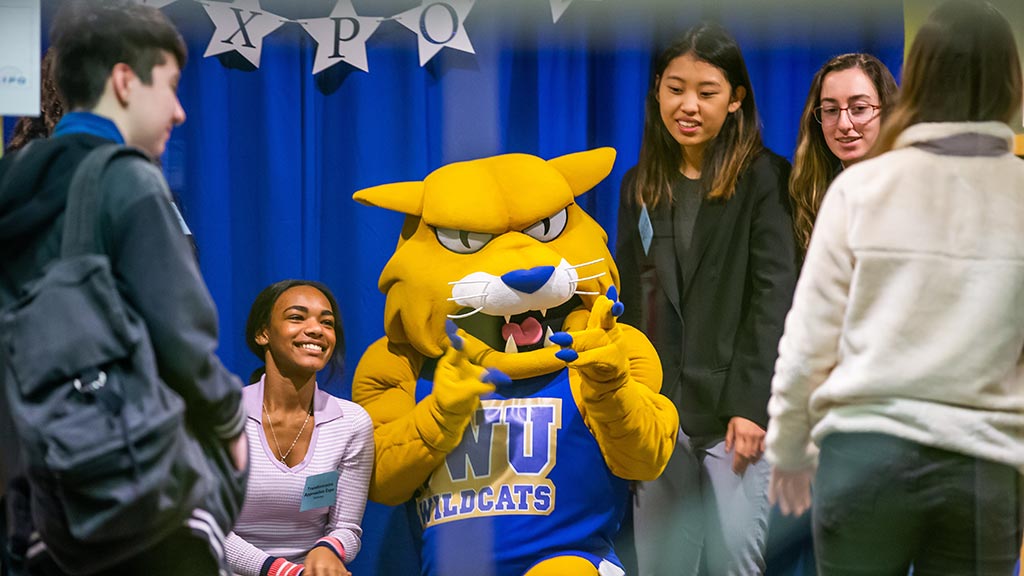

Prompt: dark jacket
[616,151,797,439]
[0,133,245,470]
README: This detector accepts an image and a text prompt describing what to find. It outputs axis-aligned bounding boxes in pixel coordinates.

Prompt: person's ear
[654,75,661,102]
[728,85,746,113]
[255,331,269,346]
[109,62,136,106]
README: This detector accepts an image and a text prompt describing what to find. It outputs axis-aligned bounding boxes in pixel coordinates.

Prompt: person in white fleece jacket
[765,1,1024,574]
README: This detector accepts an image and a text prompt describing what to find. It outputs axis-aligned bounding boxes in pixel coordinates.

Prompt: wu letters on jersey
[416,398,562,527]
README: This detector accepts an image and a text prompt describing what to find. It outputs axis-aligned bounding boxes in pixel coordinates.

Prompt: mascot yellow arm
[352,337,469,505]
[570,321,679,481]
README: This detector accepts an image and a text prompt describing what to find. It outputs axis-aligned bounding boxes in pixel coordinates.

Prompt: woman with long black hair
[617,22,798,576]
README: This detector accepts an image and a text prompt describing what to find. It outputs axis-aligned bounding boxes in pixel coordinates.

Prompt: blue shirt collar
[53,112,125,144]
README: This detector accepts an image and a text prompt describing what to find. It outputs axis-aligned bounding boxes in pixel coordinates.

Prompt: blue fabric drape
[160,0,903,401]
[6,2,904,574]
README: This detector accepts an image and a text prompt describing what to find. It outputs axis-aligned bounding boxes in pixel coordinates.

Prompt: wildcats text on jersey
[416,397,563,528]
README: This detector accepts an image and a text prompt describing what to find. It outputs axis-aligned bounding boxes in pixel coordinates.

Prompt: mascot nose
[501,266,555,294]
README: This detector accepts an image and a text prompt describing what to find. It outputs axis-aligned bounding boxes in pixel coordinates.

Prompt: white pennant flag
[297,0,382,74]
[393,0,476,67]
[550,0,601,23]
[199,0,286,68]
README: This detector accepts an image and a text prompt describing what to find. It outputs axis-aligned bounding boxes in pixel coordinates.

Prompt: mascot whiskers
[352,148,678,576]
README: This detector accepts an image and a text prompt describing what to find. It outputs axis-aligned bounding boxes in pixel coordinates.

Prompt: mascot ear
[353,181,425,216]
[547,147,616,198]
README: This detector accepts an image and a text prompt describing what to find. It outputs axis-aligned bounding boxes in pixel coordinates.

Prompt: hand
[304,547,351,576]
[551,286,628,387]
[768,466,814,517]
[432,322,497,417]
[725,416,765,475]
[227,431,248,472]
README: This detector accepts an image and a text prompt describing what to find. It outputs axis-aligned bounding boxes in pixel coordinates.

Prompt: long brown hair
[790,54,897,252]
[633,22,763,208]
[871,0,1022,157]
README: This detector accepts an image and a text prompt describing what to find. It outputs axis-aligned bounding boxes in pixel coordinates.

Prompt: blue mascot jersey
[414,365,628,576]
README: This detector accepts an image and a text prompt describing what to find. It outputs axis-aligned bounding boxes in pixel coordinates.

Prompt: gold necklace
[263,396,313,464]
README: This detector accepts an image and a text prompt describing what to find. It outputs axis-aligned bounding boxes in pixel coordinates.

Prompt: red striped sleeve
[312,536,346,562]
[266,557,304,576]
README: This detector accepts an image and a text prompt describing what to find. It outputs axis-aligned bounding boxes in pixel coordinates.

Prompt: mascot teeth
[544,326,556,348]
[503,326,557,353]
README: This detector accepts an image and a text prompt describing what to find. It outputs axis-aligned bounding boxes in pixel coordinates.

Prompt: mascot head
[354,148,619,374]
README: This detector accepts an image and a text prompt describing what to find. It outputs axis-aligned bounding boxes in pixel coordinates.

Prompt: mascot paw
[551,287,628,386]
[434,323,496,416]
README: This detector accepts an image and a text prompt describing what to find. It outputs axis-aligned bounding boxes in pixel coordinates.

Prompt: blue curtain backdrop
[154,0,905,397]
[6,1,904,574]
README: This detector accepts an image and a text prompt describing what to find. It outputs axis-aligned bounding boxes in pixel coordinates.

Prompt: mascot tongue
[500,316,544,346]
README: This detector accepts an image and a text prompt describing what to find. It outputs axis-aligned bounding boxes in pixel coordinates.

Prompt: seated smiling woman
[226,280,373,576]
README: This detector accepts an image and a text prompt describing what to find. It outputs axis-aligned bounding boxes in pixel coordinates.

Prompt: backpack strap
[60,144,150,258]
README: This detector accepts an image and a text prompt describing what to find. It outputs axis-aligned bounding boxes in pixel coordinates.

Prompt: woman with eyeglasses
[789,53,897,254]
[766,0,1024,573]
[616,22,798,575]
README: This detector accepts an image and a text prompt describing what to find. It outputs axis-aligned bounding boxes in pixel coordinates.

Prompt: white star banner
[393,0,476,67]
[550,0,601,24]
[297,0,382,74]
[137,0,601,75]
[200,0,286,68]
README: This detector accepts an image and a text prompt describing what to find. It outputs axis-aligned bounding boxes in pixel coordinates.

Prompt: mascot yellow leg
[523,555,600,576]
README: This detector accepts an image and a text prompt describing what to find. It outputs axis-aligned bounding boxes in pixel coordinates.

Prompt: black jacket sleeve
[719,155,798,429]
[100,157,244,440]
[616,169,642,329]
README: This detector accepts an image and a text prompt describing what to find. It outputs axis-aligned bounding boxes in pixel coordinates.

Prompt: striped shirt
[225,378,373,576]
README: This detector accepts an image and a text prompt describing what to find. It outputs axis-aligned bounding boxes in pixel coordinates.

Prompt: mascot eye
[435,227,494,254]
[522,207,567,243]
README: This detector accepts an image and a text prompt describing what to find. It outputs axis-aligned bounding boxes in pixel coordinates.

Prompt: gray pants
[633,428,771,576]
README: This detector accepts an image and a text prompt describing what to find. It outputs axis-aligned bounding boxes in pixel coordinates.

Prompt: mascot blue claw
[552,332,578,362]
[445,319,464,351]
[555,348,579,363]
[482,367,511,385]
[549,331,574,347]
[607,286,625,317]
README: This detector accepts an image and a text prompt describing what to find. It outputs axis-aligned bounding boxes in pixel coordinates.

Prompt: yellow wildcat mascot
[352,147,678,576]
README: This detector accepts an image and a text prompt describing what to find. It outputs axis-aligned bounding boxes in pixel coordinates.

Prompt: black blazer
[616,151,797,438]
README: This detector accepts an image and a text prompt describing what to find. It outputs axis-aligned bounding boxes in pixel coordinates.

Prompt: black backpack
[0,145,245,575]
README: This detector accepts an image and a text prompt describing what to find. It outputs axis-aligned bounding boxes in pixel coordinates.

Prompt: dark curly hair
[4,49,64,154]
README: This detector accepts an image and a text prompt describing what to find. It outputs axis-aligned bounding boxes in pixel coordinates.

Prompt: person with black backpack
[0,1,248,575]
